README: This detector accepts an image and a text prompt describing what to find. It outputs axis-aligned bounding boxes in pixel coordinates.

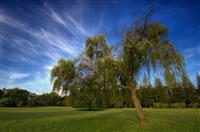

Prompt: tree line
[0,88,66,107]
[0,75,199,108]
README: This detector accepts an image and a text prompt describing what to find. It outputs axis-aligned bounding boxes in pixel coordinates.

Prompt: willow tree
[50,58,76,94]
[50,35,118,108]
[84,35,119,107]
[117,20,186,125]
[50,12,187,126]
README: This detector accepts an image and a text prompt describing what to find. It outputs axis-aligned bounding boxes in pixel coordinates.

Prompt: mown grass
[0,107,199,132]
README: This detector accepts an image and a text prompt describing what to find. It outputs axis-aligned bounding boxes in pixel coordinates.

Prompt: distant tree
[155,77,163,88]
[182,74,198,107]
[3,88,30,107]
[28,92,63,106]
[0,89,4,99]
[137,77,154,107]
[197,74,200,95]
[0,98,16,107]
[184,87,198,107]
[28,94,43,106]
[171,86,185,103]
[139,87,154,108]
[153,78,168,103]
[197,74,200,107]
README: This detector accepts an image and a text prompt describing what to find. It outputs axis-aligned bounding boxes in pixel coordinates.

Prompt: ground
[0,107,199,132]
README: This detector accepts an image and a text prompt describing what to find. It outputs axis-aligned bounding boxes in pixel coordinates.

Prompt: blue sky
[0,0,199,94]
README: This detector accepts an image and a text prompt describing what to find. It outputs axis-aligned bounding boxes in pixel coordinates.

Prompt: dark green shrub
[153,103,168,108]
[187,103,198,108]
[0,98,17,107]
[74,93,97,110]
[170,103,186,108]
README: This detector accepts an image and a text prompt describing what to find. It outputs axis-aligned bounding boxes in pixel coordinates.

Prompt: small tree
[117,16,186,125]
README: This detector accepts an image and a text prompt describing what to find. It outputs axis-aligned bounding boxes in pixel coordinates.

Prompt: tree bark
[130,84,146,126]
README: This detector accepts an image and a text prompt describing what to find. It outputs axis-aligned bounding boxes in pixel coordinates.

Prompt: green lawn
[0,107,199,132]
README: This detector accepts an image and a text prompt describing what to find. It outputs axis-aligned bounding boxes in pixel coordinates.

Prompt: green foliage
[152,103,168,109]
[0,88,65,107]
[169,87,185,103]
[0,89,4,99]
[153,87,168,103]
[74,93,97,110]
[48,21,195,111]
[0,84,199,108]
[85,35,110,61]
[50,59,76,92]
[170,103,186,108]
[120,22,185,94]
[187,103,199,108]
[196,74,200,97]
[2,88,29,107]
[28,92,64,106]
[137,87,154,107]
[184,86,198,107]
[0,98,16,107]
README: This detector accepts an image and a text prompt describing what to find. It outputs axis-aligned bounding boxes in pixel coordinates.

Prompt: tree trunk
[130,84,146,126]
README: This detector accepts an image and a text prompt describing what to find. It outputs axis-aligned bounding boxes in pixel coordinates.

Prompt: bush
[170,103,186,108]
[74,93,97,110]
[0,98,17,107]
[187,103,198,108]
[3,88,29,106]
[153,103,168,108]
[137,87,154,108]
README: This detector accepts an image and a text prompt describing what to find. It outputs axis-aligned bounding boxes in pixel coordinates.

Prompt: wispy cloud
[44,6,90,37]
[183,45,200,59]
[65,12,89,36]
[1,13,83,60]
[40,28,80,55]
[48,7,66,26]
[16,71,51,94]
[9,72,29,80]
[0,8,89,93]
[1,71,51,94]
[0,14,26,29]
[0,70,29,84]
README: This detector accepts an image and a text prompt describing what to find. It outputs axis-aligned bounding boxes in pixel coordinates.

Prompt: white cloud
[0,70,30,85]
[44,63,55,71]
[1,70,51,94]
[9,72,29,80]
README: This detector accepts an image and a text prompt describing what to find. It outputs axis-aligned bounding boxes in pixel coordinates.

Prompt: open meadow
[0,107,199,132]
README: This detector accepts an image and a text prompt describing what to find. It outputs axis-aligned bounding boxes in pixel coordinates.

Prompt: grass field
[0,107,199,132]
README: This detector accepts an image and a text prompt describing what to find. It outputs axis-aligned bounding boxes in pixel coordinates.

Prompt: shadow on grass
[76,108,107,111]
